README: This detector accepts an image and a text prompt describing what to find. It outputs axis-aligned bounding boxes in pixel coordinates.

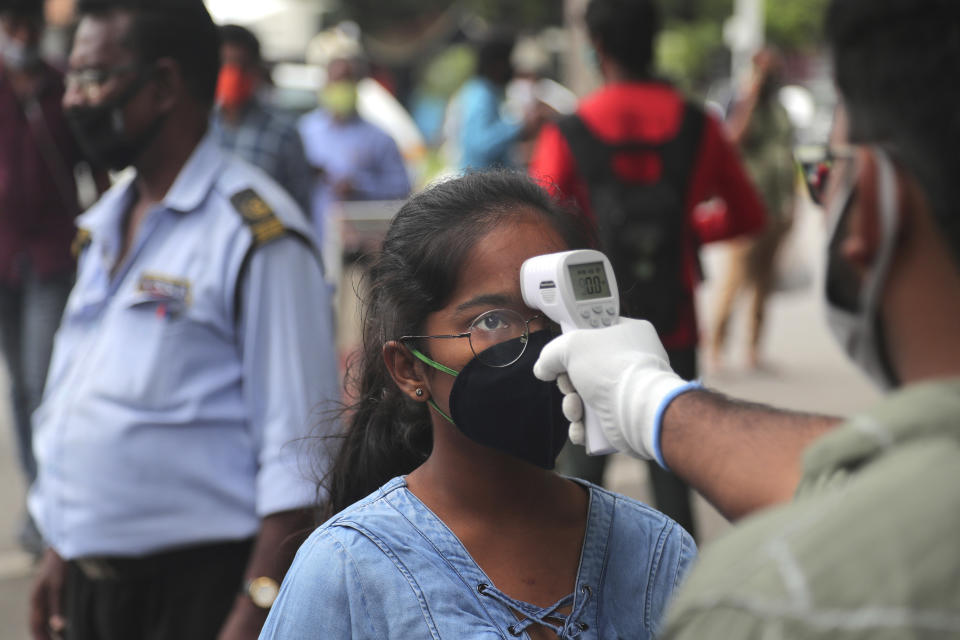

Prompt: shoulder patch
[71,228,92,258]
[230,188,287,246]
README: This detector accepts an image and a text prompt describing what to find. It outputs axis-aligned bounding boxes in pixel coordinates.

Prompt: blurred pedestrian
[210,24,313,216]
[298,53,410,248]
[446,30,547,171]
[0,0,105,557]
[710,47,797,370]
[529,0,766,538]
[27,1,339,639]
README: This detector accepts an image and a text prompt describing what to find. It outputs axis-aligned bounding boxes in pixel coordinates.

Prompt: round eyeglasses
[400,309,549,368]
[65,64,140,101]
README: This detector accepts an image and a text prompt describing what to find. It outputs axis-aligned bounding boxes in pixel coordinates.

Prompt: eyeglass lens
[468,309,533,367]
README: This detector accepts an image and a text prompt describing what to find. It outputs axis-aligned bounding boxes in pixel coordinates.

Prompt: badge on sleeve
[230,188,287,246]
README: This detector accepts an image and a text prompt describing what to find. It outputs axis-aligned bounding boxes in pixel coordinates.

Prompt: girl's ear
[383,341,431,402]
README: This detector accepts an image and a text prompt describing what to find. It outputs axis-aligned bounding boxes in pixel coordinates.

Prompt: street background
[0,198,878,639]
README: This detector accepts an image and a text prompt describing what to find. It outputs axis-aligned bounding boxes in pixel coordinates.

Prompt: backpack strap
[555,114,614,186]
[557,102,705,191]
[657,101,705,198]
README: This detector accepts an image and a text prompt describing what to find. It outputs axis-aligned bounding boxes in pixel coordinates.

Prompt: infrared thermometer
[521,249,619,455]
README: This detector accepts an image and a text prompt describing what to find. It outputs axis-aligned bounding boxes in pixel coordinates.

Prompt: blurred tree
[764,0,830,50]
[656,0,828,90]
[657,20,726,91]
[336,0,562,35]
[461,0,563,27]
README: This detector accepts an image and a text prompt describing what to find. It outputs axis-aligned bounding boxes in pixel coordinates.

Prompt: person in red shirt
[529,0,766,539]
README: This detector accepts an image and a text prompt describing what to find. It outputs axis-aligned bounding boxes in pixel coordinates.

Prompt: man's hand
[534,318,700,465]
[29,549,67,640]
[217,596,269,640]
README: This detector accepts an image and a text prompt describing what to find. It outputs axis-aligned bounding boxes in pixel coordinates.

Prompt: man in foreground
[536,0,960,636]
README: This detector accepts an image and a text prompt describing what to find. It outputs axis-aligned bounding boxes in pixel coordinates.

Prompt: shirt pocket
[90,290,193,411]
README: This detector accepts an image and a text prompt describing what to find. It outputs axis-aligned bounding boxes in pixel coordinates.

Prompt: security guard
[28,2,339,639]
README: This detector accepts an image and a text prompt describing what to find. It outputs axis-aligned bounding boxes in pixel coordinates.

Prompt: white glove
[534,318,702,466]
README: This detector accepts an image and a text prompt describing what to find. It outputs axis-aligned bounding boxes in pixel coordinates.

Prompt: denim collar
[381,476,612,638]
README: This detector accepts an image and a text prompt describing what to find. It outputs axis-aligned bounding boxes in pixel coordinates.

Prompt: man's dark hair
[586,0,660,78]
[220,24,261,64]
[76,0,221,106]
[827,0,960,264]
[475,29,515,83]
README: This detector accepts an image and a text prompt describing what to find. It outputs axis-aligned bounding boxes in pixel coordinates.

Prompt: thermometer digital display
[568,261,611,300]
[521,250,619,455]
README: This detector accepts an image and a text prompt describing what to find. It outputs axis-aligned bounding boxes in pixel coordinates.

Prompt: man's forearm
[661,390,840,521]
[220,508,315,636]
[242,508,314,585]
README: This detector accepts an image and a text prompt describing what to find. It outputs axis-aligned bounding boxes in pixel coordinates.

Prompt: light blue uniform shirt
[297,110,410,245]
[456,76,524,170]
[29,134,340,559]
[260,476,696,639]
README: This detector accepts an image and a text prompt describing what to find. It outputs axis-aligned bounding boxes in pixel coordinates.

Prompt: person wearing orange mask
[211,24,312,217]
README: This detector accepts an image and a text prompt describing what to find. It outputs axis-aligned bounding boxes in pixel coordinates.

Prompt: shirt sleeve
[649,523,698,636]
[260,529,376,639]
[528,121,595,223]
[687,114,767,244]
[237,235,340,516]
[460,82,524,168]
[529,122,575,198]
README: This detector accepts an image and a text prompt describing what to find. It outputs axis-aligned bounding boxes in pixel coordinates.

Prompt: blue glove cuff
[652,380,704,470]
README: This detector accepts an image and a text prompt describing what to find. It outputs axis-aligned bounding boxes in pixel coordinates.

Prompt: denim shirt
[260,477,696,639]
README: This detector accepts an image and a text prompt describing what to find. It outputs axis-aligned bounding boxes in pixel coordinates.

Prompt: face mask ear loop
[863,148,899,311]
[861,147,901,387]
[427,399,456,425]
[407,347,458,424]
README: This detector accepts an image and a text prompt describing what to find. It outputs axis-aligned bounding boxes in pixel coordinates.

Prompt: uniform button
[590,318,600,328]
[602,317,612,326]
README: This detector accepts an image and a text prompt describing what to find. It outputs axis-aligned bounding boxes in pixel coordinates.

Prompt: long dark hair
[322,170,591,518]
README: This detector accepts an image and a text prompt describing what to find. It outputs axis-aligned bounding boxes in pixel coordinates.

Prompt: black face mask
[65,70,167,171]
[416,330,568,470]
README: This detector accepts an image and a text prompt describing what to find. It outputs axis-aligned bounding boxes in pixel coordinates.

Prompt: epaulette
[230,188,287,247]
[71,227,92,258]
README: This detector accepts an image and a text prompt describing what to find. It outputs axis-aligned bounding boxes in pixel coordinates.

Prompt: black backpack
[556,102,704,334]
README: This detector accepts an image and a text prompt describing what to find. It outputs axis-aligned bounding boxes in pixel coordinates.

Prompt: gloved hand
[534,318,701,467]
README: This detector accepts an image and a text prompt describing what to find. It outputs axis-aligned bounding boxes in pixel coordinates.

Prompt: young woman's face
[419,210,568,418]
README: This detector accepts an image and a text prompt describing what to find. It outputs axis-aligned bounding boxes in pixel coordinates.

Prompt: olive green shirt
[663,379,960,639]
